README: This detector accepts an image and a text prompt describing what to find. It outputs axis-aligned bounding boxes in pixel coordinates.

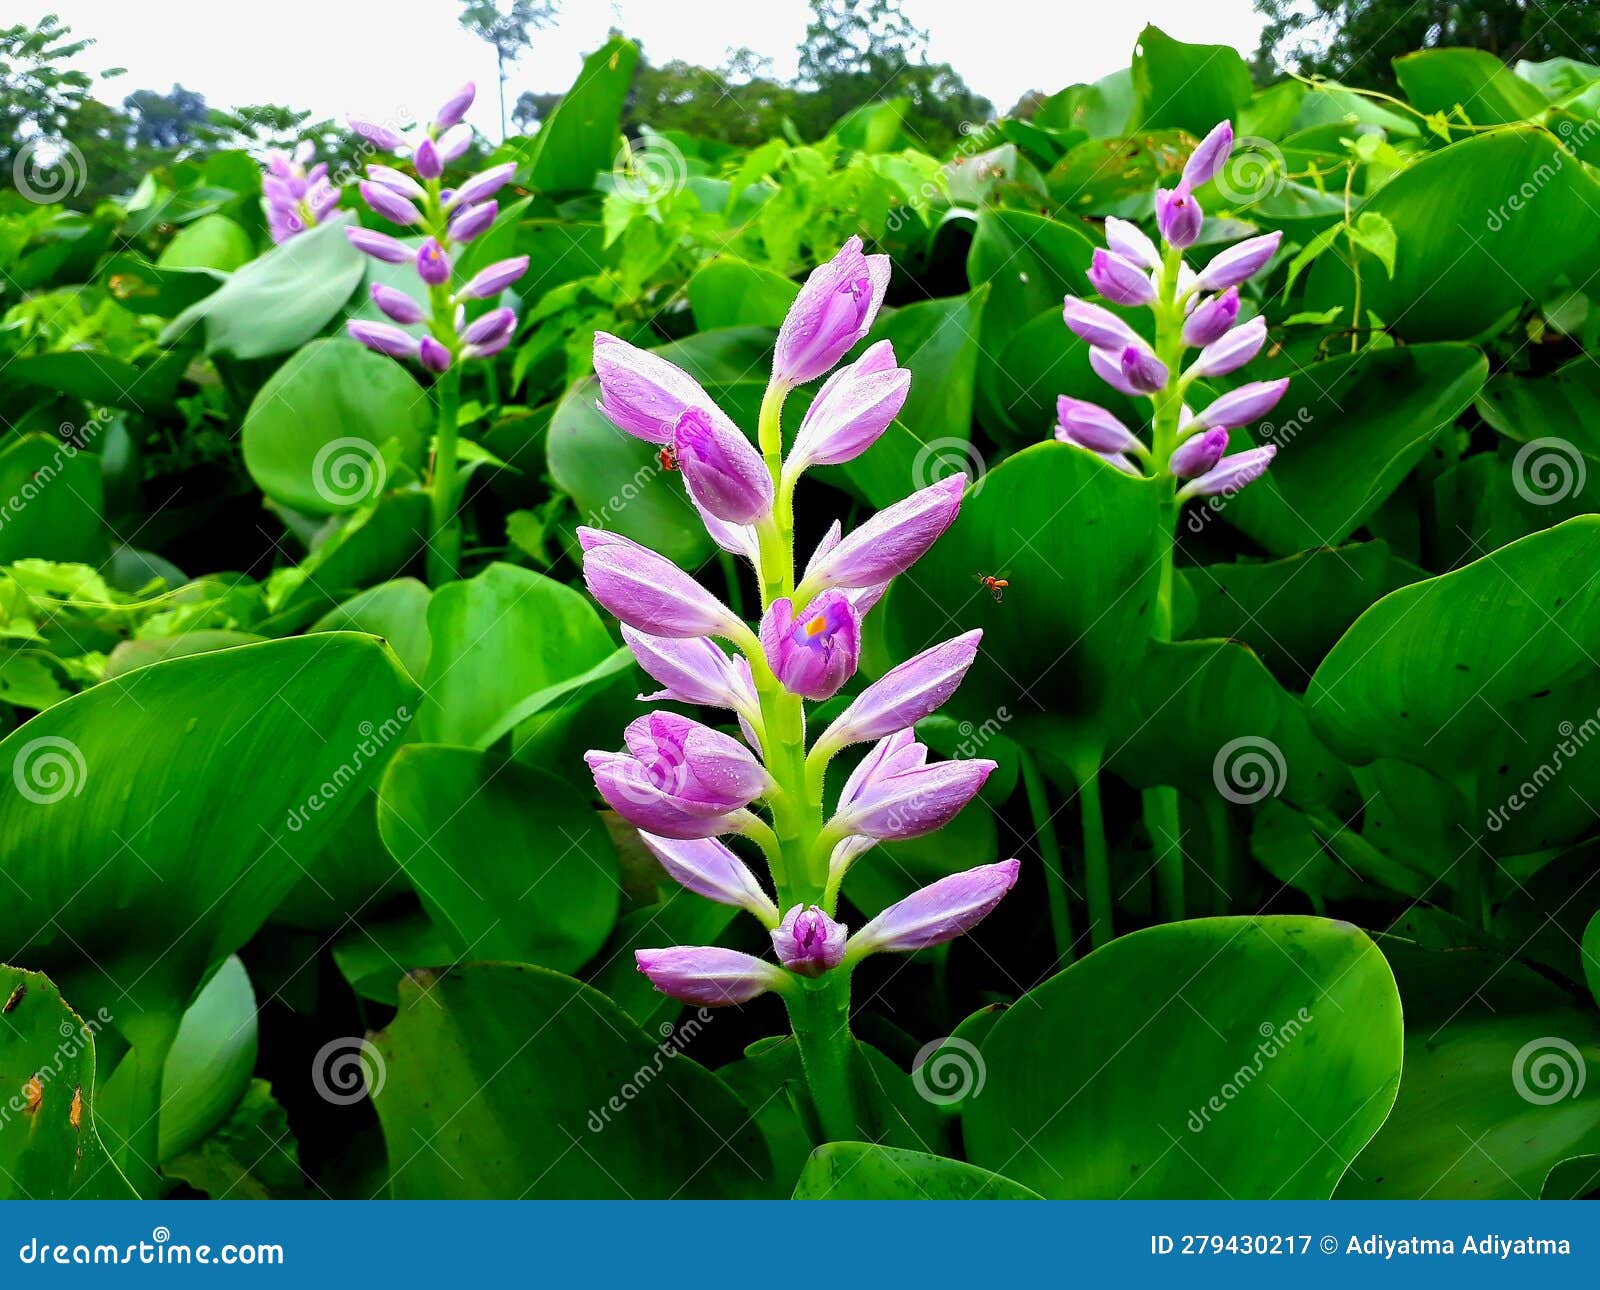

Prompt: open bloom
[761,592,861,701]
[262,142,339,243]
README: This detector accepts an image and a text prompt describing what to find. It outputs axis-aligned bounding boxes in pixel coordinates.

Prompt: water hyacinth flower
[1087,249,1157,307]
[573,237,1016,1136]
[1186,316,1268,380]
[772,236,891,386]
[262,141,340,243]
[1056,396,1145,458]
[1181,288,1240,348]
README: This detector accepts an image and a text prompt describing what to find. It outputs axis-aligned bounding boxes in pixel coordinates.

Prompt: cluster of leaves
[4,21,1600,1203]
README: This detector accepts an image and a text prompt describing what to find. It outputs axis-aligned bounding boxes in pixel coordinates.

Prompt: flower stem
[1018,747,1075,966]
[1076,755,1114,950]
[426,363,463,586]
[783,973,858,1143]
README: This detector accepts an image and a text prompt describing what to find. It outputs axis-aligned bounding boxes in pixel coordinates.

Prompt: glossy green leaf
[523,37,639,194]
[377,745,618,971]
[157,213,254,272]
[1394,49,1547,126]
[0,434,104,565]
[310,578,432,683]
[687,256,798,329]
[793,1143,1041,1199]
[371,963,770,1198]
[1131,25,1253,132]
[963,916,1403,1198]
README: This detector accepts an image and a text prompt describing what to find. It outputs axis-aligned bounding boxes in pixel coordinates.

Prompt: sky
[28,0,1266,136]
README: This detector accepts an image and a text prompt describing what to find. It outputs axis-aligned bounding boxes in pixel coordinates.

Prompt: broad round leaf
[793,1143,1041,1199]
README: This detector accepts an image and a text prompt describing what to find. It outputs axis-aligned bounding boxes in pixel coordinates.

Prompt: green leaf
[0,633,418,1031]
[793,1143,1041,1199]
[1339,937,1600,1199]
[1217,344,1486,555]
[264,491,429,633]
[371,963,770,1198]
[1131,25,1253,133]
[418,563,614,748]
[686,256,798,330]
[1306,130,1600,341]
[523,37,639,194]
[160,212,365,359]
[242,338,432,517]
[104,253,225,319]
[0,434,104,565]
[963,916,1403,1198]
[8,351,176,413]
[1394,48,1547,126]
[164,1080,306,1200]
[1348,211,1397,279]
[1476,355,1600,460]
[377,745,618,972]
[309,578,432,683]
[157,213,254,272]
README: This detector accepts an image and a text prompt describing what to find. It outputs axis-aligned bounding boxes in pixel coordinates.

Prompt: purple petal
[622,627,758,715]
[639,833,778,923]
[359,181,422,227]
[1055,395,1142,456]
[848,859,1020,956]
[1181,288,1241,348]
[788,341,910,471]
[447,162,516,211]
[418,336,452,373]
[674,407,773,526]
[346,320,419,361]
[435,81,476,130]
[1104,216,1161,271]
[760,592,861,701]
[578,527,743,639]
[367,164,425,200]
[817,630,982,752]
[346,226,411,264]
[437,123,473,164]
[772,905,848,974]
[1182,121,1235,192]
[1186,316,1268,380]
[1086,249,1156,307]
[348,116,406,151]
[461,306,515,347]
[830,758,996,840]
[1168,427,1229,479]
[773,236,891,386]
[458,255,528,299]
[800,475,964,592]
[414,137,443,180]
[416,237,451,287]
[1090,343,1167,396]
[1194,231,1283,293]
[1184,378,1290,434]
[1155,187,1203,249]
[1062,296,1141,351]
[449,199,498,243]
[1178,445,1278,501]
[592,332,722,446]
[635,946,785,1006]
[370,284,425,325]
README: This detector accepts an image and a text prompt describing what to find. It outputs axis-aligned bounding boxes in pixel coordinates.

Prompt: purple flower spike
[674,407,773,526]
[435,81,475,130]
[577,528,744,640]
[1104,216,1162,271]
[346,226,411,264]
[830,756,996,841]
[1056,395,1143,456]
[847,859,1021,958]
[348,116,406,151]
[1155,187,1203,249]
[450,199,498,243]
[761,592,861,701]
[416,237,451,287]
[1090,343,1167,397]
[773,906,848,975]
[1182,288,1240,348]
[773,236,892,387]
[1062,296,1141,351]
[1168,427,1229,479]
[1087,249,1157,307]
[800,475,965,593]
[635,947,786,1006]
[592,332,721,446]
[1182,378,1290,435]
[347,320,420,361]
[458,255,529,299]
[418,336,452,373]
[1187,316,1268,379]
[787,341,910,471]
[622,627,759,716]
[1183,121,1235,192]
[1178,445,1278,501]
[447,162,516,211]
[414,137,444,180]
[371,284,425,325]
[817,630,982,752]
[1194,231,1283,293]
[639,832,779,924]
[359,181,422,227]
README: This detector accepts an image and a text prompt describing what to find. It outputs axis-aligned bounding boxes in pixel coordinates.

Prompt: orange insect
[657,445,678,472]
[976,572,1010,603]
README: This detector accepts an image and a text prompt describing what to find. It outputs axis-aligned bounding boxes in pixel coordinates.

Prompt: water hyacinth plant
[261,141,340,243]
[343,82,527,583]
[583,238,1018,1139]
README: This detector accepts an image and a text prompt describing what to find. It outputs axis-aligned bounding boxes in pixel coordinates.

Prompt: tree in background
[623,46,798,147]
[0,14,106,183]
[794,0,990,152]
[122,84,208,150]
[1253,0,1600,89]
[458,0,561,138]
